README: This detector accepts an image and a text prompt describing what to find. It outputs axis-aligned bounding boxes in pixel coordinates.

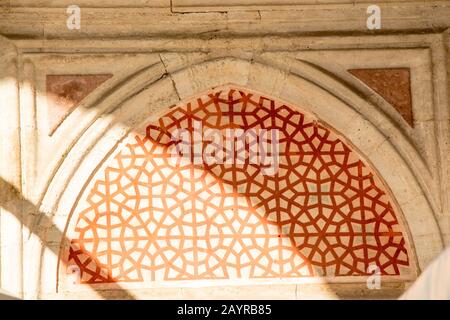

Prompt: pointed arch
[61,85,412,285]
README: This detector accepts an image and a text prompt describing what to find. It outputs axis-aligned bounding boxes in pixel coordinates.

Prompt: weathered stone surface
[46,74,112,135]
[349,68,413,127]
[1,3,450,39]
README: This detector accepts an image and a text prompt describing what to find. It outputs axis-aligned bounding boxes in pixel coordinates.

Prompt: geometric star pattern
[67,87,410,284]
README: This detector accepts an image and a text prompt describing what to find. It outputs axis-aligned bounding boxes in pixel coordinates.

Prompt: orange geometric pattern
[67,87,410,284]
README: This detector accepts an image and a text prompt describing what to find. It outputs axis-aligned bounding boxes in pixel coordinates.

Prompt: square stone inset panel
[46,74,112,136]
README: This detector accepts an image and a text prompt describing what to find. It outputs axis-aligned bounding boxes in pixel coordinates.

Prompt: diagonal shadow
[0,288,19,300]
[0,176,136,299]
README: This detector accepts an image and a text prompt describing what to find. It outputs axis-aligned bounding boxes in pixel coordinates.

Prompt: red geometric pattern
[67,87,410,284]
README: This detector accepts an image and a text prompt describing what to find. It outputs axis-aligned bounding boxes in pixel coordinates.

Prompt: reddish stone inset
[348,68,413,127]
[46,74,112,136]
[67,87,410,284]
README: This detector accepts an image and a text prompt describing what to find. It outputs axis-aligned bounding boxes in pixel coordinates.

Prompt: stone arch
[62,84,413,284]
[27,57,441,298]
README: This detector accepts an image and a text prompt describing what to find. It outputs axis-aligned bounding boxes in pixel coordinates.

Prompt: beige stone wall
[0,1,449,299]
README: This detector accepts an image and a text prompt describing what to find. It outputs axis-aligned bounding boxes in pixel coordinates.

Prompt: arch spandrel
[61,85,413,286]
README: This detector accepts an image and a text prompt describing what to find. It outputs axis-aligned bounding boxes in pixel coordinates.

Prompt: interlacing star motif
[68,88,409,284]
